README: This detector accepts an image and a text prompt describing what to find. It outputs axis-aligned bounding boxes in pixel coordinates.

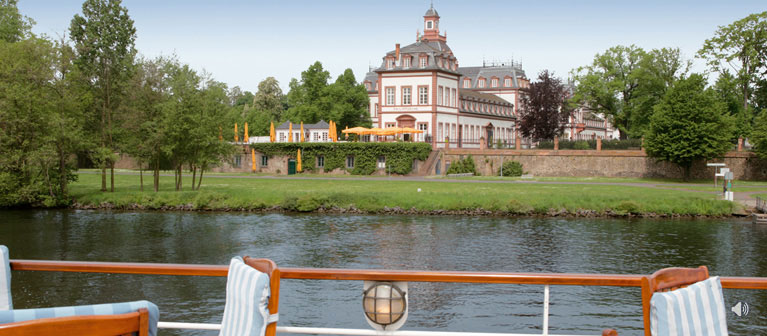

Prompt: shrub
[498,160,523,176]
[447,155,477,175]
[574,140,591,150]
[296,195,323,212]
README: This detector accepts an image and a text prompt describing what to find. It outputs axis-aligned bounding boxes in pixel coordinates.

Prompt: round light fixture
[362,281,408,330]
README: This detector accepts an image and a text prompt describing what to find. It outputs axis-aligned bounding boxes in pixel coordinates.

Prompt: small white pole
[543,284,550,336]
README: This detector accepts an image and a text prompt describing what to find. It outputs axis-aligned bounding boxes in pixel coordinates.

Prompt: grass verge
[68,172,738,216]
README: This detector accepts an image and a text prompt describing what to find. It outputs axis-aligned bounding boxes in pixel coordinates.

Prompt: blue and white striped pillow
[650,276,729,336]
[219,257,272,336]
[0,300,159,336]
[0,245,11,310]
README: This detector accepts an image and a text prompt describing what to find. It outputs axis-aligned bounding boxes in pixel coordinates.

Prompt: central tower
[422,4,446,42]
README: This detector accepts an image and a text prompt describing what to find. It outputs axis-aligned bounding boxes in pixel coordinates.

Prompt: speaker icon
[731,301,749,317]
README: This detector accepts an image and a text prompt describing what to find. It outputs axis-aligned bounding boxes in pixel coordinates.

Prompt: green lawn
[70,172,737,216]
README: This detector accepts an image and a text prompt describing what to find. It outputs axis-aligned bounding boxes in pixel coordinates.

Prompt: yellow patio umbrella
[244,122,249,143]
[234,123,238,142]
[362,127,384,135]
[251,148,256,172]
[297,149,302,172]
[330,121,336,142]
[269,122,275,142]
[288,122,293,142]
[300,122,305,142]
[342,127,369,134]
[400,127,424,133]
[219,126,223,141]
[376,129,399,136]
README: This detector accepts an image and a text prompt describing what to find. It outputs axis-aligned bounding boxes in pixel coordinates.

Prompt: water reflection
[2,210,766,335]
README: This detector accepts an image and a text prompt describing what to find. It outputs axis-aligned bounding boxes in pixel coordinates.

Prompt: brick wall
[441,149,767,180]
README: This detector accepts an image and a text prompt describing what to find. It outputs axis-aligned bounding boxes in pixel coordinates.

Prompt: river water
[2,209,766,335]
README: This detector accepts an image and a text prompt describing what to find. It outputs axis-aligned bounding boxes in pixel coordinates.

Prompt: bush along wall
[251,142,432,175]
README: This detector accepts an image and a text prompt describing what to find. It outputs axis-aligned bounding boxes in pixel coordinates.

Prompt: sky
[18,0,767,93]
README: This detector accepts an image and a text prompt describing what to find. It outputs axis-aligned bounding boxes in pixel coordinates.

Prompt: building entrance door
[486,123,494,149]
[288,160,296,175]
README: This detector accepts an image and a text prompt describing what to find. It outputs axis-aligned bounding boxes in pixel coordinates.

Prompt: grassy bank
[68,172,738,216]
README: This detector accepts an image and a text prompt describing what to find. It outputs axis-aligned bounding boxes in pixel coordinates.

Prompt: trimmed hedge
[538,138,642,150]
[251,142,432,175]
[446,155,478,175]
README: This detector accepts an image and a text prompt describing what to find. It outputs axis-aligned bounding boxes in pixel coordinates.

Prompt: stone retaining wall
[441,149,767,180]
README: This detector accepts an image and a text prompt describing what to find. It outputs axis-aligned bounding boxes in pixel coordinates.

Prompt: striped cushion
[219,257,271,336]
[0,300,159,336]
[650,276,729,336]
[0,245,10,310]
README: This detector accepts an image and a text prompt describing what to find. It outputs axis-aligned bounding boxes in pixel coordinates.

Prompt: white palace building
[363,5,617,149]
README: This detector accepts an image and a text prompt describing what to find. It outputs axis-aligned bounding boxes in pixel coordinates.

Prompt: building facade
[364,5,517,149]
[275,120,331,143]
[364,5,618,148]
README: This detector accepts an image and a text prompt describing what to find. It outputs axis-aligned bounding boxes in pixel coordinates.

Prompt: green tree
[322,68,372,129]
[698,12,767,116]
[0,37,86,206]
[573,45,689,138]
[286,61,330,123]
[645,74,734,181]
[713,70,751,138]
[253,76,284,121]
[70,0,137,192]
[0,0,33,42]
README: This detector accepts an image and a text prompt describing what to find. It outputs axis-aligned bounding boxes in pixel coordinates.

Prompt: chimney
[395,43,400,62]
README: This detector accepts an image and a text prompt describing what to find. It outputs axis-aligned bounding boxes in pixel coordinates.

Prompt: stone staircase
[417,150,442,176]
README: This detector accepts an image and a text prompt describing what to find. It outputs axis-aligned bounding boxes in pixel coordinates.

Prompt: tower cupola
[422,4,445,42]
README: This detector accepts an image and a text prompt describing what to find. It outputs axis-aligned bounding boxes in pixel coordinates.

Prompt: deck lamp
[362,281,408,331]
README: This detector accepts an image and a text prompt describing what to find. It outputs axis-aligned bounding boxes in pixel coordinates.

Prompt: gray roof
[424,5,438,17]
[458,90,515,119]
[374,40,459,75]
[363,71,378,92]
[276,120,329,130]
[458,65,527,89]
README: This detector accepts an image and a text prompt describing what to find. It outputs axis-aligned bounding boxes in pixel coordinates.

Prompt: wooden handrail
[9,259,767,289]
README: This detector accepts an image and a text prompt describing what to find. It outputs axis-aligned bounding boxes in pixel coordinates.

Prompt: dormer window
[491,78,498,87]
[504,78,511,87]
[403,57,411,68]
[420,56,427,68]
[478,78,485,88]
[386,58,395,70]
[438,58,443,68]
[463,79,471,88]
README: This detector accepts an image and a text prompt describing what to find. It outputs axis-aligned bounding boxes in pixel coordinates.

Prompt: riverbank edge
[69,202,746,219]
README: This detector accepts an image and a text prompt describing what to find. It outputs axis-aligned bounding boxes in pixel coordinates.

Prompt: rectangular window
[464,79,471,88]
[387,58,394,69]
[233,155,242,168]
[504,78,511,87]
[491,78,498,87]
[402,87,411,105]
[322,132,328,142]
[260,155,268,167]
[451,89,456,107]
[386,87,395,105]
[313,132,319,141]
[375,103,379,117]
[419,87,429,105]
[377,156,386,169]
[403,57,411,68]
[420,57,427,68]
[478,79,485,88]
[438,123,443,141]
[346,156,355,169]
[279,133,286,142]
[418,122,428,141]
[438,86,443,106]
[317,156,324,168]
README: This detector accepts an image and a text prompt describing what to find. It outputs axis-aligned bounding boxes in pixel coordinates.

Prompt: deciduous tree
[519,70,571,141]
[70,0,137,192]
[645,74,734,181]
[698,12,767,117]
[0,0,33,42]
